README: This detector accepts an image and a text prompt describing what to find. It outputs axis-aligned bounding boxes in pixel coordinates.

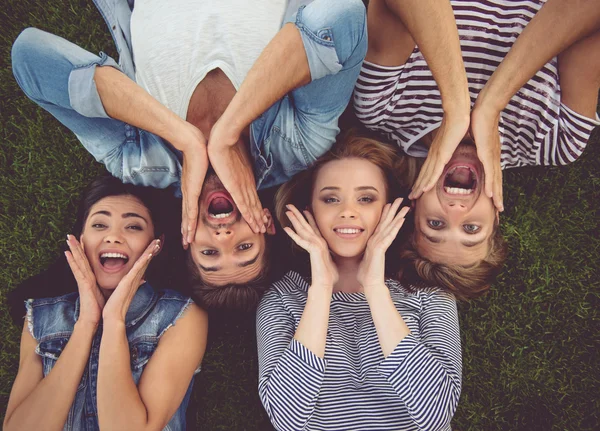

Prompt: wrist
[308,284,333,299]
[473,85,505,117]
[74,319,99,337]
[364,283,391,302]
[101,318,127,333]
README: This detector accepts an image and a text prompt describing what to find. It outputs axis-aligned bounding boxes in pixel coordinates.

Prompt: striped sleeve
[377,291,462,431]
[257,288,327,431]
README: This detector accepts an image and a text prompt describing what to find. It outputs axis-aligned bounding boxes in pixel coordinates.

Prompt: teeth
[209,212,232,219]
[444,187,473,195]
[335,228,362,234]
[100,252,128,259]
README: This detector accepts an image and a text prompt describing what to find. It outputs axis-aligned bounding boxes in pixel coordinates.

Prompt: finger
[494,168,504,212]
[186,195,199,246]
[385,198,404,225]
[286,209,311,238]
[379,206,411,249]
[181,197,188,249]
[303,211,324,238]
[66,235,93,276]
[123,240,159,287]
[409,160,431,200]
[247,189,266,234]
[64,251,87,287]
[283,227,309,250]
[237,200,260,234]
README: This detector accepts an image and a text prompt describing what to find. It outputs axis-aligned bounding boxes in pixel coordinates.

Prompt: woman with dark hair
[4,176,208,431]
[257,131,461,431]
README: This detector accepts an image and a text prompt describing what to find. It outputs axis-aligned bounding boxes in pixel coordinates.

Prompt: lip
[97,248,130,274]
[333,225,365,239]
[205,191,238,224]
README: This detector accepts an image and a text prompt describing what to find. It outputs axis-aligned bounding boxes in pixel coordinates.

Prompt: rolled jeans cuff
[69,52,120,119]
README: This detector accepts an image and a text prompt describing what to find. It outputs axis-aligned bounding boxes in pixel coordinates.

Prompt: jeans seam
[295,6,335,48]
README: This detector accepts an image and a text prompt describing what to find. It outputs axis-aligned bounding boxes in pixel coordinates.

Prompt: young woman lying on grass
[4,176,208,431]
[257,132,461,431]
[354,0,600,297]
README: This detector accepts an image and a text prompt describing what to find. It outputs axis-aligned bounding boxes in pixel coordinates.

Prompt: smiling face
[413,141,498,265]
[81,195,155,292]
[311,158,388,259]
[190,174,274,286]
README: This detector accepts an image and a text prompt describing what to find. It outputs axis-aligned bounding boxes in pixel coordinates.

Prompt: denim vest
[26,283,196,431]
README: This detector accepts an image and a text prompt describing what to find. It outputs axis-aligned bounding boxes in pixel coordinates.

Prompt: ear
[263,208,276,236]
[154,234,166,256]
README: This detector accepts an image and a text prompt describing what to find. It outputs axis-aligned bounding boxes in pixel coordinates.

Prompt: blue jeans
[12,0,367,192]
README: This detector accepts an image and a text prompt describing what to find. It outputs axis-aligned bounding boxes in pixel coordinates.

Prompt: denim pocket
[37,336,87,391]
[130,339,158,370]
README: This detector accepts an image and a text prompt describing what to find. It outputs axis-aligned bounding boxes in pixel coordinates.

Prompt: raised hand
[470,105,504,211]
[65,234,105,327]
[102,239,161,324]
[207,118,266,234]
[357,198,410,292]
[409,113,470,200]
[178,125,209,249]
[284,205,338,289]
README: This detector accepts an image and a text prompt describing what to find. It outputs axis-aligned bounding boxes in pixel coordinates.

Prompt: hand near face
[357,198,410,292]
[470,106,504,211]
[409,113,470,201]
[102,239,161,324]
[284,205,339,290]
[65,234,105,327]
[207,118,266,235]
[178,125,209,249]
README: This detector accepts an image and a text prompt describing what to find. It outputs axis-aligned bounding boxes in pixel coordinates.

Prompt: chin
[330,244,367,260]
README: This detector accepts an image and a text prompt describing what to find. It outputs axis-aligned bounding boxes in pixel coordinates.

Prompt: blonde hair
[275,129,403,229]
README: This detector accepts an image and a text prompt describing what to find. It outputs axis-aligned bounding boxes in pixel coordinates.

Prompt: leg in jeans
[251,0,368,188]
[11,28,181,188]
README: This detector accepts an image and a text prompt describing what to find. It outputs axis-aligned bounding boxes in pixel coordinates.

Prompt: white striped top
[257,271,461,431]
[354,0,600,168]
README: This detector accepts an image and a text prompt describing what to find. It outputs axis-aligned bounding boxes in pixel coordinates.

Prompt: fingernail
[263,215,269,224]
[261,225,266,234]
[156,239,161,245]
[148,253,153,259]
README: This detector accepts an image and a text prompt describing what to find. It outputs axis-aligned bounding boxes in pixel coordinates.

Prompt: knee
[298,0,367,52]
[12,28,47,96]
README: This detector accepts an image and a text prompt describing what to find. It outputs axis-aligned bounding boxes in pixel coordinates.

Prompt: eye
[463,224,481,234]
[201,249,218,256]
[238,243,253,251]
[126,224,143,231]
[358,195,374,203]
[91,223,107,229]
[322,196,339,204]
[427,220,445,229]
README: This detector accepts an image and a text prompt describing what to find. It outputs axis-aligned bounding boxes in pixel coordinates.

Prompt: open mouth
[444,165,477,195]
[207,192,236,221]
[99,252,129,271]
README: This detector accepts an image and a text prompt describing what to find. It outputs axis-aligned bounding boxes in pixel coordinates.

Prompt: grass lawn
[1,1,599,430]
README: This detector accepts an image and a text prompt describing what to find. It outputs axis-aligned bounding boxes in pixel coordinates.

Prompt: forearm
[215,23,310,141]
[4,322,95,431]
[293,286,332,358]
[365,284,410,357]
[385,0,470,115]
[97,320,149,430]
[477,0,600,114]
[94,66,194,151]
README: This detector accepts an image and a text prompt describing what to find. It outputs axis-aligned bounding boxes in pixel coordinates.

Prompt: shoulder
[27,293,79,341]
[258,271,308,316]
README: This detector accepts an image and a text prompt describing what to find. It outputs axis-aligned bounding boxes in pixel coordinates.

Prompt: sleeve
[377,290,462,431]
[256,288,327,431]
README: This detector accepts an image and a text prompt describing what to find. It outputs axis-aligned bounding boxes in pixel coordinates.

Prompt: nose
[103,231,124,244]
[213,227,234,242]
[446,201,468,211]
[339,203,358,219]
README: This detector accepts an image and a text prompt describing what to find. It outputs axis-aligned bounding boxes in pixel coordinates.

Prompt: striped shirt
[257,271,461,431]
[354,0,600,168]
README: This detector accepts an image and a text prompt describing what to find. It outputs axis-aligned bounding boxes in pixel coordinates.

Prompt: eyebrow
[90,210,148,223]
[319,186,380,192]
[198,252,261,273]
[423,232,486,248]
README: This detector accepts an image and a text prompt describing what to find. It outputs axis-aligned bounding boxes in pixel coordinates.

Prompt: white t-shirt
[131,0,287,119]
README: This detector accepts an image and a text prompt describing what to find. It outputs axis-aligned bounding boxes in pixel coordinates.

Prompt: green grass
[1,1,599,430]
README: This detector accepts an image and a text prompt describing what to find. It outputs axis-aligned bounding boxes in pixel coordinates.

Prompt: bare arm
[97,304,207,431]
[475,0,600,114]
[94,67,209,247]
[4,321,96,431]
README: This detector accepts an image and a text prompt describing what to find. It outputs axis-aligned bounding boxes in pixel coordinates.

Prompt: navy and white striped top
[354,0,600,168]
[257,271,461,431]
